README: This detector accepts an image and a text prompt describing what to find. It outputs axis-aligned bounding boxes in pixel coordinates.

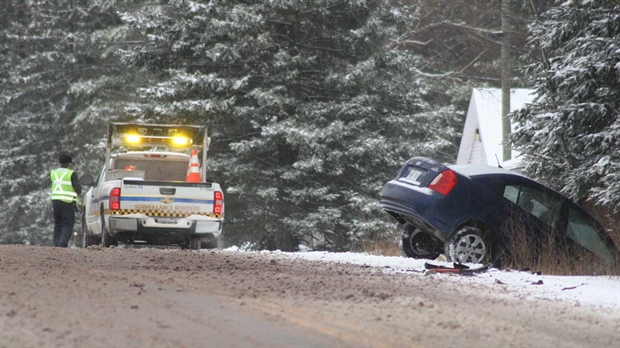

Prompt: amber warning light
[122,134,192,147]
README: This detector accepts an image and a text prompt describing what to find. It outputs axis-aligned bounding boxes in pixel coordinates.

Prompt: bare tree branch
[414,21,502,35]
[385,38,433,50]
[459,48,488,73]
[411,69,454,78]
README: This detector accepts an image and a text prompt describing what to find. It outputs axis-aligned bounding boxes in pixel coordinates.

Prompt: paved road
[1,245,619,347]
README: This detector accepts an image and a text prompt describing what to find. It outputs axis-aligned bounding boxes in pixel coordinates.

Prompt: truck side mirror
[79,174,94,186]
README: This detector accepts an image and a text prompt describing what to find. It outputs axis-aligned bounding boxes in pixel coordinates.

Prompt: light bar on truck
[107,122,209,182]
[120,135,193,147]
[109,123,205,149]
[172,136,190,146]
[125,134,141,144]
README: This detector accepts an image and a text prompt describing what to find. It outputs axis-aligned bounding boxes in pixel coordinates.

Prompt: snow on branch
[414,20,502,35]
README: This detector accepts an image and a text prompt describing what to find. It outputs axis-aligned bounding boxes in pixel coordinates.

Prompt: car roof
[449,164,568,197]
[448,164,527,178]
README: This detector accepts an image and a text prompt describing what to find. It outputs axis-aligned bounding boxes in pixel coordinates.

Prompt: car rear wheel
[400,225,440,260]
[445,226,489,264]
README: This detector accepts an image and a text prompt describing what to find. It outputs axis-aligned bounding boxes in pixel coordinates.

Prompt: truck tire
[82,217,97,248]
[188,238,201,250]
[100,215,118,248]
[199,234,220,249]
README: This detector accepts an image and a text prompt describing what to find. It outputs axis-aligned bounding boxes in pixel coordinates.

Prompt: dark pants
[52,200,75,247]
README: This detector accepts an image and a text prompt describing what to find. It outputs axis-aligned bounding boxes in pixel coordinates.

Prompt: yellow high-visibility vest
[50,168,80,204]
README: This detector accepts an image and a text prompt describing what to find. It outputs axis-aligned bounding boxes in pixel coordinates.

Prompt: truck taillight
[109,187,121,211]
[214,191,223,214]
[143,154,167,158]
[428,169,458,196]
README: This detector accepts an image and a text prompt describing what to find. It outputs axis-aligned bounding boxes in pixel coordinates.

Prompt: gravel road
[1,245,619,347]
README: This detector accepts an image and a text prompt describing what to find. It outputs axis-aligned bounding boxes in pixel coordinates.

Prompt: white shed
[456,88,536,170]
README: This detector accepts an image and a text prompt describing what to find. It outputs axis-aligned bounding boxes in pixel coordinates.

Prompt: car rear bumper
[380,179,449,241]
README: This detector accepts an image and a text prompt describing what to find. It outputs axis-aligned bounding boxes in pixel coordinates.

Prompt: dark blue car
[380,157,619,264]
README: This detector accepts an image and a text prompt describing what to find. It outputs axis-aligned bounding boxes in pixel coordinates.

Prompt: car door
[86,165,107,234]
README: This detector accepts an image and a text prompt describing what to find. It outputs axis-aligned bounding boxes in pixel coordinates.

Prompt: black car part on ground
[424,262,492,275]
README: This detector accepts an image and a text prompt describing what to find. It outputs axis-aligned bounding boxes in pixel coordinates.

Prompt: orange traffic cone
[186,148,201,182]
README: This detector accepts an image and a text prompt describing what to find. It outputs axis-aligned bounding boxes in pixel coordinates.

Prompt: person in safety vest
[50,154,82,247]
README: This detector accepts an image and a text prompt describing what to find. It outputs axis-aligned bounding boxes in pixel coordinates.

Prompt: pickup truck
[79,123,224,250]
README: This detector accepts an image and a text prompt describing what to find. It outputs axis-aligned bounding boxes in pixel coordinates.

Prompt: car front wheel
[400,225,440,260]
[445,226,489,264]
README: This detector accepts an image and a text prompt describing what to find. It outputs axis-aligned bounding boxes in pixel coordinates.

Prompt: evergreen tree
[0,0,147,244]
[512,0,620,211]
[122,0,451,251]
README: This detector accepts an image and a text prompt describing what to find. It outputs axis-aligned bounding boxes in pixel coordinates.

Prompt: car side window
[503,185,562,228]
[503,185,519,204]
[566,207,614,263]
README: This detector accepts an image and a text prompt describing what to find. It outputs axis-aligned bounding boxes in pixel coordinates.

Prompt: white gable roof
[457,88,536,168]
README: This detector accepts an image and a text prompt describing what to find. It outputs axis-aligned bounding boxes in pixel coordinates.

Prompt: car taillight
[214,191,223,214]
[109,187,121,211]
[428,169,458,196]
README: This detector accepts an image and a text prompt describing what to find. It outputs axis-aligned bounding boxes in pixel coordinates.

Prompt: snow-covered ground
[232,249,620,310]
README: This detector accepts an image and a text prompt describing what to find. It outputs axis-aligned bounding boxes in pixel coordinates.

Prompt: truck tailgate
[119,180,220,218]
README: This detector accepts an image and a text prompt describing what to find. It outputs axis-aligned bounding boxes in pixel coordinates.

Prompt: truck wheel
[199,234,219,249]
[82,217,97,248]
[188,238,201,250]
[100,216,117,248]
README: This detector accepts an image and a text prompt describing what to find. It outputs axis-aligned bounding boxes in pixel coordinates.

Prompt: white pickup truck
[79,123,224,250]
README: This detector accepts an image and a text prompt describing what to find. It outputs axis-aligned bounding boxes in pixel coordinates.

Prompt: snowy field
[229,249,620,310]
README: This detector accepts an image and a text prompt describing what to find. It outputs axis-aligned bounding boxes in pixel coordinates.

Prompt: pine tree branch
[297,82,354,97]
[301,1,348,15]
[213,132,262,144]
[273,34,342,53]
[4,36,149,46]
[298,36,337,45]
[266,19,293,26]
